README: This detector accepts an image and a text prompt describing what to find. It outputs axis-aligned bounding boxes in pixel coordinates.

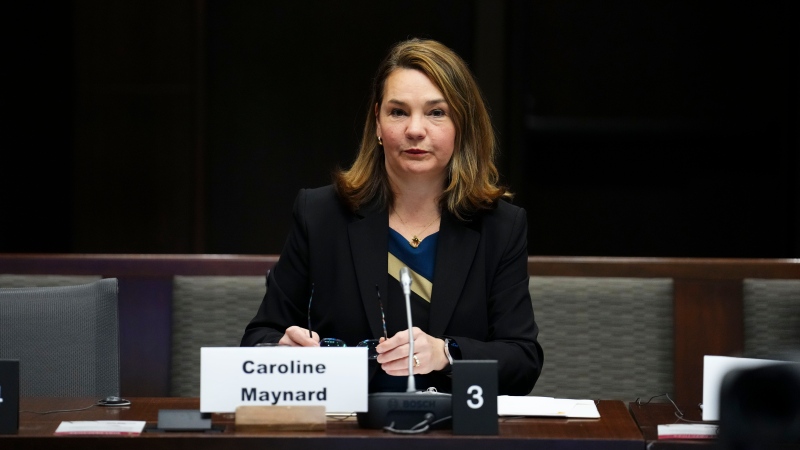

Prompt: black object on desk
[452,360,498,435]
[356,391,452,430]
[0,360,19,434]
[152,409,214,432]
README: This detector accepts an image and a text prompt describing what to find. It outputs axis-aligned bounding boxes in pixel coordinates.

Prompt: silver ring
[413,355,420,367]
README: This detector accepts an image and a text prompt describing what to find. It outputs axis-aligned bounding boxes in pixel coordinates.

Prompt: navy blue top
[388,229,437,281]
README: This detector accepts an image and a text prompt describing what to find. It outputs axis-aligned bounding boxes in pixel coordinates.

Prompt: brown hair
[334,38,510,219]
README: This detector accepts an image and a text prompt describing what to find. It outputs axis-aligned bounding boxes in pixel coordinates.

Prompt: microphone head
[399,267,412,295]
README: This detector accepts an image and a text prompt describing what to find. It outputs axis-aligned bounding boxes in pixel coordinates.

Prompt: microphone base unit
[357,391,452,430]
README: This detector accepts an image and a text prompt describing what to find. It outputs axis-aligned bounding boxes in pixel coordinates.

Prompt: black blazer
[242,185,543,395]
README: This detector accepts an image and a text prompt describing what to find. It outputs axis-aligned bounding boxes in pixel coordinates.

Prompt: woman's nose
[405,114,426,140]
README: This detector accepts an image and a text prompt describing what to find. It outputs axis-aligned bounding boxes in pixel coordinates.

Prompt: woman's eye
[389,108,407,117]
[430,109,446,118]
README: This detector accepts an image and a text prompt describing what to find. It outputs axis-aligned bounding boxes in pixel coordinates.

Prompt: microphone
[356,266,452,431]
[399,266,412,295]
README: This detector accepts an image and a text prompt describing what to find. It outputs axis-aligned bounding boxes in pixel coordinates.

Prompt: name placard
[200,347,368,413]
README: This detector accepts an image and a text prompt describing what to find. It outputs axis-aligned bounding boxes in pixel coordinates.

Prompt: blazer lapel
[429,211,480,336]
[348,202,389,340]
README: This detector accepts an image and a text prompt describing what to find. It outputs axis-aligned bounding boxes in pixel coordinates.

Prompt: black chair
[719,361,800,450]
[0,278,120,397]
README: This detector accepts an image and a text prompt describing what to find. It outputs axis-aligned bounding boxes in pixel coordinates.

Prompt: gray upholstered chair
[529,276,673,401]
[170,275,266,397]
[743,279,800,360]
[0,274,101,288]
[0,278,120,397]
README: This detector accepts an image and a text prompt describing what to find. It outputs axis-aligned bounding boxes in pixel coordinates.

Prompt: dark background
[3,0,798,257]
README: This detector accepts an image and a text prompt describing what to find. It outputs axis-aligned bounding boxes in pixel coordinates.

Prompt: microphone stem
[404,288,416,392]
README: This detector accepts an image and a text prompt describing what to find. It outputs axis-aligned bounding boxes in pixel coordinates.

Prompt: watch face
[445,338,461,361]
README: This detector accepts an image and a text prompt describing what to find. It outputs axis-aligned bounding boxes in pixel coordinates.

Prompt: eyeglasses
[308,283,388,359]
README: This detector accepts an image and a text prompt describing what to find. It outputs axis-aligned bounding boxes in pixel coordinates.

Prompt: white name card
[200,347,368,413]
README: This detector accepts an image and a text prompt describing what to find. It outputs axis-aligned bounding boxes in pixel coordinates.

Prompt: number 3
[467,385,484,409]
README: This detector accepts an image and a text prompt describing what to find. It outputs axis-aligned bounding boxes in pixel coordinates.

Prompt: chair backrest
[744,279,800,360]
[0,274,102,288]
[719,362,800,449]
[0,278,120,397]
[529,276,673,401]
[170,275,266,397]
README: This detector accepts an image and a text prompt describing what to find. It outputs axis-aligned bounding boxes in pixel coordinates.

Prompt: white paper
[54,421,146,436]
[497,395,600,418]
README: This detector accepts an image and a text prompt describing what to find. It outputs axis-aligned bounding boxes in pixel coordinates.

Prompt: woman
[241,38,543,395]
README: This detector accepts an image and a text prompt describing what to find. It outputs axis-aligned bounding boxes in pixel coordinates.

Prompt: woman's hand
[375,327,449,375]
[279,325,321,347]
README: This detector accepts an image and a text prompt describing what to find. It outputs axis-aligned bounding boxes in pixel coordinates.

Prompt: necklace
[394,210,440,248]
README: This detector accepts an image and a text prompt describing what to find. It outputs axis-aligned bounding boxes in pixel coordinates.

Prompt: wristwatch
[443,338,460,365]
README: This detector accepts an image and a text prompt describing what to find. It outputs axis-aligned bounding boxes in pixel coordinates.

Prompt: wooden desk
[627,402,719,449]
[4,398,644,450]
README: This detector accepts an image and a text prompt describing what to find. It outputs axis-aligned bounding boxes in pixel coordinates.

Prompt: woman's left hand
[375,327,449,375]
